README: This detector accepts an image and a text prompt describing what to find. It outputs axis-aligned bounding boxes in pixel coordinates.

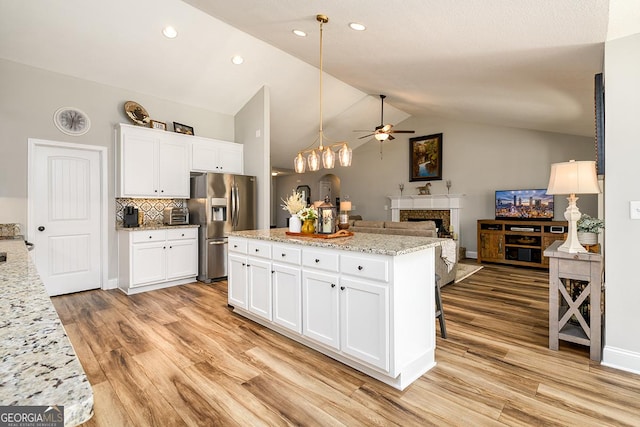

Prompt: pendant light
[293,14,352,174]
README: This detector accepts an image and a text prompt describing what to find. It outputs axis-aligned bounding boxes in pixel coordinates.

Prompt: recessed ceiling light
[292,29,307,37]
[349,22,366,31]
[231,55,244,65]
[162,26,178,39]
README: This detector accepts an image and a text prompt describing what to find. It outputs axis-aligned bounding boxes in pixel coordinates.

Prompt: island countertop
[229,228,447,256]
[0,240,93,426]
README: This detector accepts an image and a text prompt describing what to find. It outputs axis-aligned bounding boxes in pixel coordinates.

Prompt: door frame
[27,138,108,290]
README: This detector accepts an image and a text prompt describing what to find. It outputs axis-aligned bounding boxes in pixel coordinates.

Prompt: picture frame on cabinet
[173,122,194,136]
[150,120,167,130]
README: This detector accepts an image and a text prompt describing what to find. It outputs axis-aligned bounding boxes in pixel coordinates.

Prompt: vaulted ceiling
[0,1,616,169]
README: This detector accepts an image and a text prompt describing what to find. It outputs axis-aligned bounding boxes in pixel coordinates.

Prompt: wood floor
[52,261,640,426]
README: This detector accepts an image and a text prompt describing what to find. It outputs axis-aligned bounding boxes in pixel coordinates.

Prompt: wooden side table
[544,240,603,361]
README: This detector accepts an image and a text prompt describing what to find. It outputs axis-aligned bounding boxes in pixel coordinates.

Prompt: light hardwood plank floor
[52,261,640,426]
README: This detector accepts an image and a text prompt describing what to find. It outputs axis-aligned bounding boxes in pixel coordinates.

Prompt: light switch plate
[630,201,640,219]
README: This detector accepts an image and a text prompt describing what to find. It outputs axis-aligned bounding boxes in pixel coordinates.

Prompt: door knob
[37,226,45,232]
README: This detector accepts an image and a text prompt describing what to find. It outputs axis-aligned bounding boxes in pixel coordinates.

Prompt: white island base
[227,229,441,390]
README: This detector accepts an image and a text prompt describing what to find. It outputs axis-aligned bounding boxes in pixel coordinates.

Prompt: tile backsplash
[116,198,185,224]
[0,223,20,237]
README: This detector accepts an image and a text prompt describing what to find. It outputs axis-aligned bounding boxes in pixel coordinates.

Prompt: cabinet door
[248,258,272,321]
[120,132,158,197]
[340,278,389,371]
[158,140,189,198]
[131,242,166,286]
[228,254,248,309]
[218,143,243,174]
[191,140,220,172]
[273,263,302,333]
[479,232,504,261]
[166,238,198,280]
[302,270,339,349]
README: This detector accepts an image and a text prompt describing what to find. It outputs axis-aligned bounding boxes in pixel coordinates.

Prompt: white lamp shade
[340,201,352,211]
[322,146,335,169]
[547,160,600,195]
[375,132,389,141]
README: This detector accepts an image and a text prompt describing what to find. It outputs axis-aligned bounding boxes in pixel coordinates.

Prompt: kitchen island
[227,228,445,390]
[0,239,93,426]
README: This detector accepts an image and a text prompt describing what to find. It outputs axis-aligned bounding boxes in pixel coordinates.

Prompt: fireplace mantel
[388,194,464,240]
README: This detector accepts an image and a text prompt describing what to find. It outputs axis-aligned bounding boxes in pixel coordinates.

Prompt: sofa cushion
[384,221,437,231]
[353,220,384,228]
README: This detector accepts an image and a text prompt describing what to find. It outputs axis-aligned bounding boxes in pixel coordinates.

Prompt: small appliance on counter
[164,207,189,225]
[123,206,140,228]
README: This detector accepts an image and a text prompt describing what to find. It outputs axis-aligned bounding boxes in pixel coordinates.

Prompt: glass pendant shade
[308,149,320,171]
[322,146,335,169]
[375,132,389,141]
[338,143,352,167]
[294,153,306,173]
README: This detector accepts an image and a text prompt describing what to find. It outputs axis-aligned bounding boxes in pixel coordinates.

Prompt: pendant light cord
[318,16,325,150]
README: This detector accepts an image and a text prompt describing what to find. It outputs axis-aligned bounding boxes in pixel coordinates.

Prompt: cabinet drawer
[166,228,197,241]
[558,259,592,279]
[341,254,389,282]
[229,238,247,254]
[303,249,339,272]
[132,230,166,243]
[248,241,271,259]
[272,244,301,265]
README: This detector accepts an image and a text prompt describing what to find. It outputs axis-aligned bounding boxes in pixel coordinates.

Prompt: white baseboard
[466,251,478,259]
[602,345,640,375]
[104,278,118,290]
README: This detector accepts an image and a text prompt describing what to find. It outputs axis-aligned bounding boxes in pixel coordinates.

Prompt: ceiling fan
[355,94,415,141]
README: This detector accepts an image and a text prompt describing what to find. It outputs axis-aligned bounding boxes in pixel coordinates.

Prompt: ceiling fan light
[375,132,389,141]
[294,153,306,173]
[339,144,352,167]
[322,146,335,169]
[308,149,320,171]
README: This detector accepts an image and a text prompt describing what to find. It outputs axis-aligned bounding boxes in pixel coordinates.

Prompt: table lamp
[546,159,600,253]
[338,200,352,230]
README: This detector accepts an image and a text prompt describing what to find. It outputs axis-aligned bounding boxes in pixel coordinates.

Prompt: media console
[477,219,568,268]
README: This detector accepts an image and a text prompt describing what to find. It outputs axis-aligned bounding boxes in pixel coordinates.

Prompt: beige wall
[0,59,235,282]
[276,115,595,254]
[602,31,640,372]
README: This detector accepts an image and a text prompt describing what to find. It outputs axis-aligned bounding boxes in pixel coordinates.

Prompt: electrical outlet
[630,201,640,219]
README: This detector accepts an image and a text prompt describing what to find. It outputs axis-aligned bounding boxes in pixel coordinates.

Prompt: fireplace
[401,210,450,232]
[388,194,463,241]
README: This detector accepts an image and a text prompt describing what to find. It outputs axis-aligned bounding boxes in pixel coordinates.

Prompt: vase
[289,215,301,233]
[577,231,597,245]
[301,219,315,234]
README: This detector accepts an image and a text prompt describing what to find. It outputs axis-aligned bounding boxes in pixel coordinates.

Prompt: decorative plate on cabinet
[124,101,150,126]
[53,107,91,136]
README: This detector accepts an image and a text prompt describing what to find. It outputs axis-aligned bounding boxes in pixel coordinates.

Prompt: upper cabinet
[116,124,245,199]
[116,124,190,198]
[191,137,244,174]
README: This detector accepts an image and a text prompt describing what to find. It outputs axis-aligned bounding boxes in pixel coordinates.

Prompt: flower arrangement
[298,207,318,221]
[281,189,306,215]
[577,214,604,233]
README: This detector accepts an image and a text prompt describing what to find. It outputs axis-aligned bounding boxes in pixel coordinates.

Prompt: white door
[30,141,104,296]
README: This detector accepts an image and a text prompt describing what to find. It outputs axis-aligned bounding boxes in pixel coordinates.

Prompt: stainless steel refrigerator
[187,172,257,283]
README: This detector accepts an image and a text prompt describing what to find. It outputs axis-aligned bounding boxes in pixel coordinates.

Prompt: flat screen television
[495,189,554,221]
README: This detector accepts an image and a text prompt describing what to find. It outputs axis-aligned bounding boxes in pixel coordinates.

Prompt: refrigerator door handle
[234,184,240,228]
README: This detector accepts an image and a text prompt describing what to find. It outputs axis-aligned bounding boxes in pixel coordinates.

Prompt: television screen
[495,189,554,220]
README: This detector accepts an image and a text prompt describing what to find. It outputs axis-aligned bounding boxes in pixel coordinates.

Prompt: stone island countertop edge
[116,222,199,231]
[0,240,93,426]
[229,228,448,256]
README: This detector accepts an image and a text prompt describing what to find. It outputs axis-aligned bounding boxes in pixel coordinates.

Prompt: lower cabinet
[272,263,302,333]
[118,227,198,294]
[228,253,272,321]
[302,270,340,349]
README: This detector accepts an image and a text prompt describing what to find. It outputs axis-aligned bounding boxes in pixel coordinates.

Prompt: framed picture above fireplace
[409,133,442,181]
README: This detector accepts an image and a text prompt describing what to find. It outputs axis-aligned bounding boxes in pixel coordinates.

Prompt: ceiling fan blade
[388,134,395,141]
[358,133,375,139]
[389,130,415,134]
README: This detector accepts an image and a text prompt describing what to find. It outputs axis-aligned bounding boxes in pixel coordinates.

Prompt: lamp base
[556,194,588,254]
[338,222,350,230]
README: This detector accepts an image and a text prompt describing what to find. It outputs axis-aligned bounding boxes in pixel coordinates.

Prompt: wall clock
[53,107,91,136]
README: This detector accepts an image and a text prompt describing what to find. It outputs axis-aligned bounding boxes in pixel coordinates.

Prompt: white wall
[275,115,596,253]
[602,32,640,373]
[235,86,271,230]
[0,58,235,281]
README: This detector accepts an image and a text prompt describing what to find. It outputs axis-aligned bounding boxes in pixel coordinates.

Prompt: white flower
[281,189,306,215]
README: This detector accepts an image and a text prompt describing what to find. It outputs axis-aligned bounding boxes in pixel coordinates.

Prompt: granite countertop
[0,240,93,426]
[229,228,447,256]
[116,222,199,231]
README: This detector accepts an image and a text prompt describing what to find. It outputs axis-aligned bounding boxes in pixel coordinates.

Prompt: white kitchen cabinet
[191,137,244,174]
[228,237,272,321]
[272,263,302,333]
[228,254,248,309]
[247,258,272,321]
[116,123,190,198]
[118,227,198,294]
[302,270,340,350]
